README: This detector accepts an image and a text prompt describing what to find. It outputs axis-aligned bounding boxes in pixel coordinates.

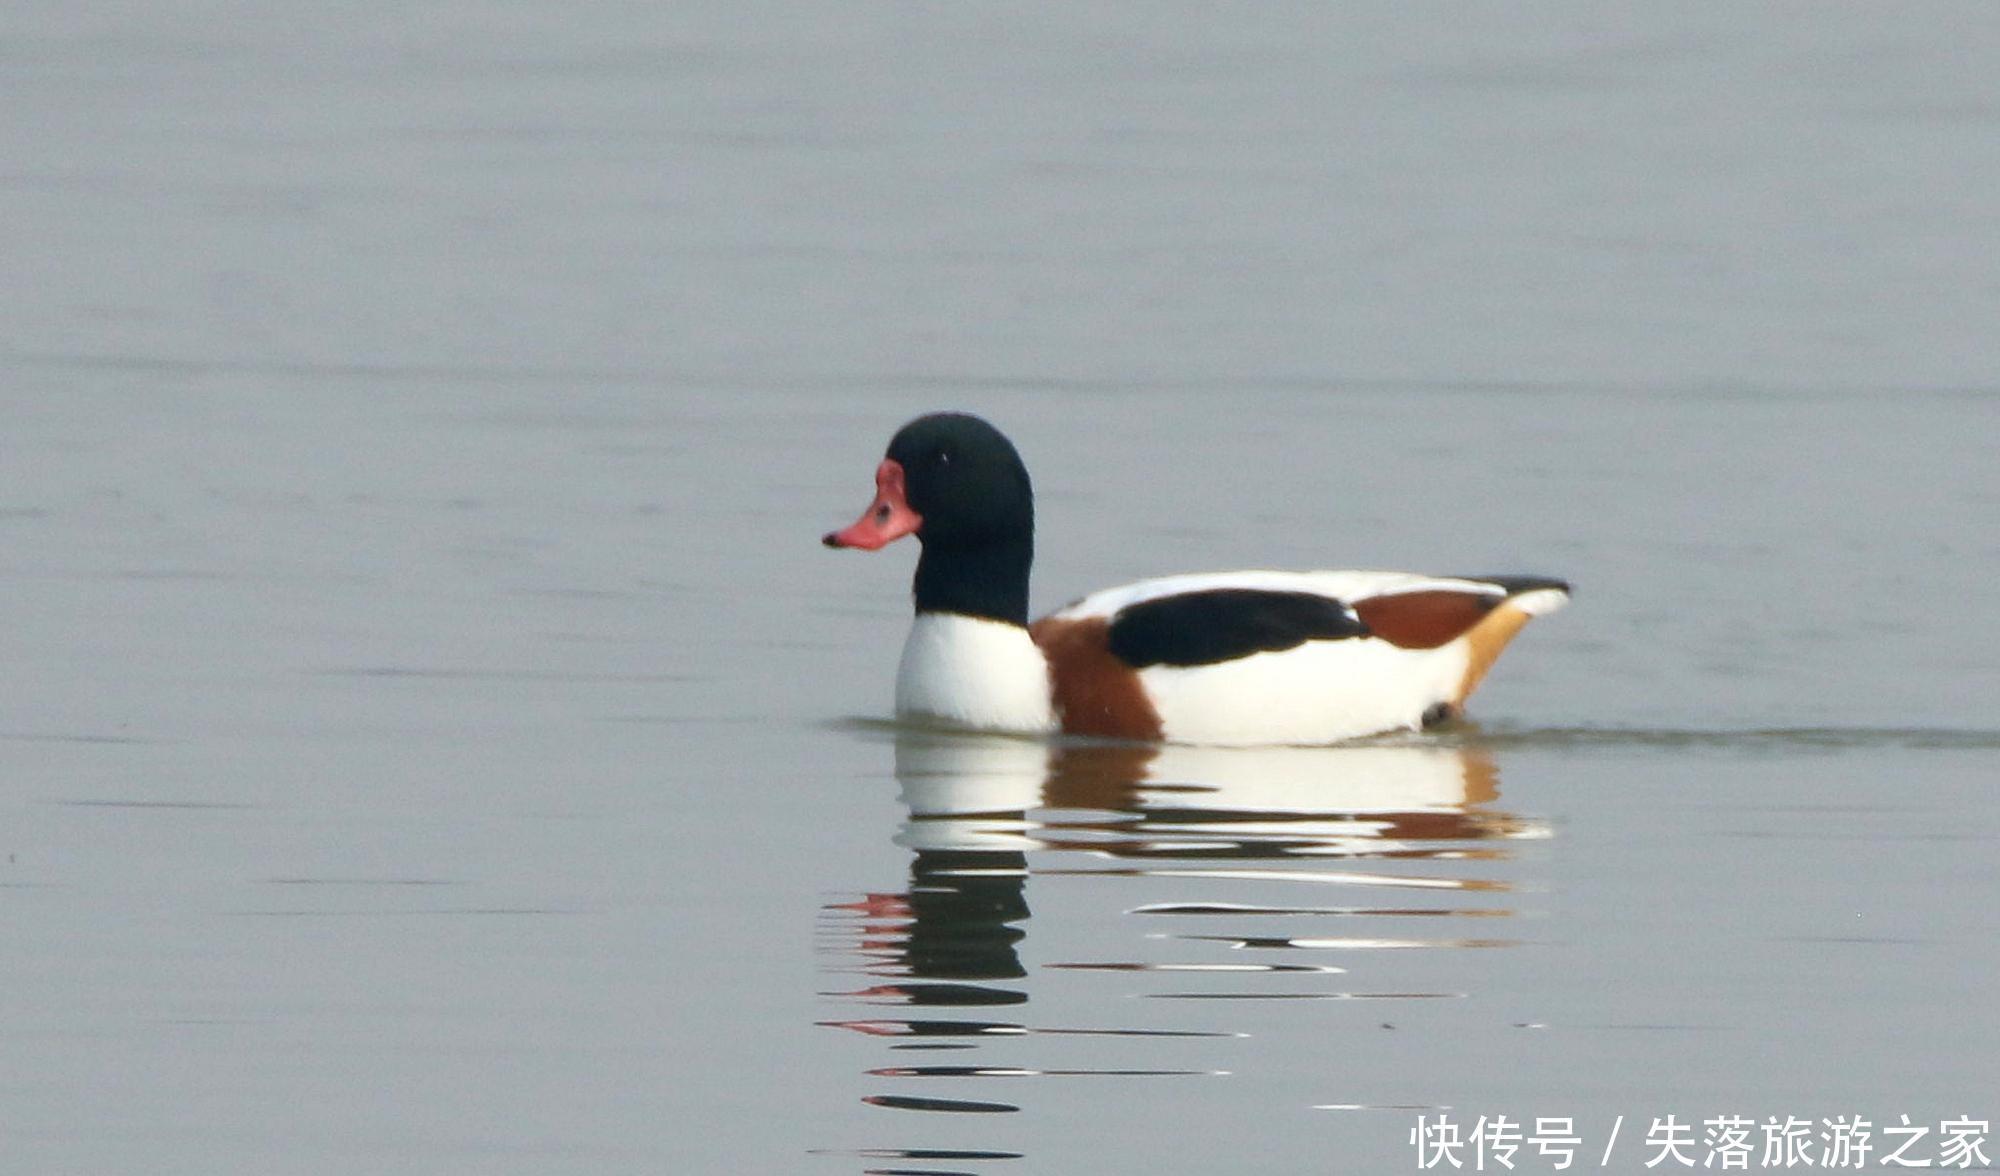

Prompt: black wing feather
[1105,588,1369,669]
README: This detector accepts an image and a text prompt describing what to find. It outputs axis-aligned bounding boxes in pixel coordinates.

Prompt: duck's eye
[937,450,952,465]
[875,504,891,522]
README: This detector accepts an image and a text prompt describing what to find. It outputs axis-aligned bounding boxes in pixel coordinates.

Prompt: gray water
[4,5,1997,1173]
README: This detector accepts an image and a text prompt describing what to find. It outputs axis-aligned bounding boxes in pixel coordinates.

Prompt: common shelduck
[825,413,1569,746]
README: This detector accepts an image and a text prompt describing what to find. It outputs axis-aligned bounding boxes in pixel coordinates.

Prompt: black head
[824,412,1037,626]
[884,412,1035,551]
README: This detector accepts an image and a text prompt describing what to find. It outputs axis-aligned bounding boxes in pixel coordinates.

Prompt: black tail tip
[1470,575,1571,597]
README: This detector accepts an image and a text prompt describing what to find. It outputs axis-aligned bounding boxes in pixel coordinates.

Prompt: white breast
[895,613,1057,734]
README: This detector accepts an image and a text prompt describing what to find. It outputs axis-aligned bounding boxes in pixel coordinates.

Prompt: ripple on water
[818,733,1538,1160]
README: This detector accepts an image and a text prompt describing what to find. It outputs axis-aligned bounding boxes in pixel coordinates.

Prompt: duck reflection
[821,738,1042,1023]
[1036,739,1532,866]
[875,738,1042,1008]
[820,730,1544,1108]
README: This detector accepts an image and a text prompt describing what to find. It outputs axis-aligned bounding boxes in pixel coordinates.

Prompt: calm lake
[4,5,1996,1173]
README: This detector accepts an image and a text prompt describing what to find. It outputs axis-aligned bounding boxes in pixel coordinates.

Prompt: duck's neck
[911,535,1033,627]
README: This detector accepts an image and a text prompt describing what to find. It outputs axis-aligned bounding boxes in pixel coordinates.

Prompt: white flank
[895,612,1057,734]
[1140,637,1472,746]
[1044,568,1564,746]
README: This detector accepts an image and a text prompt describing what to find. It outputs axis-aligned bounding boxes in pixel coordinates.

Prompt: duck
[824,412,1569,746]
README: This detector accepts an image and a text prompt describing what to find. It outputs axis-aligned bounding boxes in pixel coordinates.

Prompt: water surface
[3,4,1997,1173]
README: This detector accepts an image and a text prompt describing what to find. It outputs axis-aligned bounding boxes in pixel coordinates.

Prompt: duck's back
[1030,570,1568,745]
